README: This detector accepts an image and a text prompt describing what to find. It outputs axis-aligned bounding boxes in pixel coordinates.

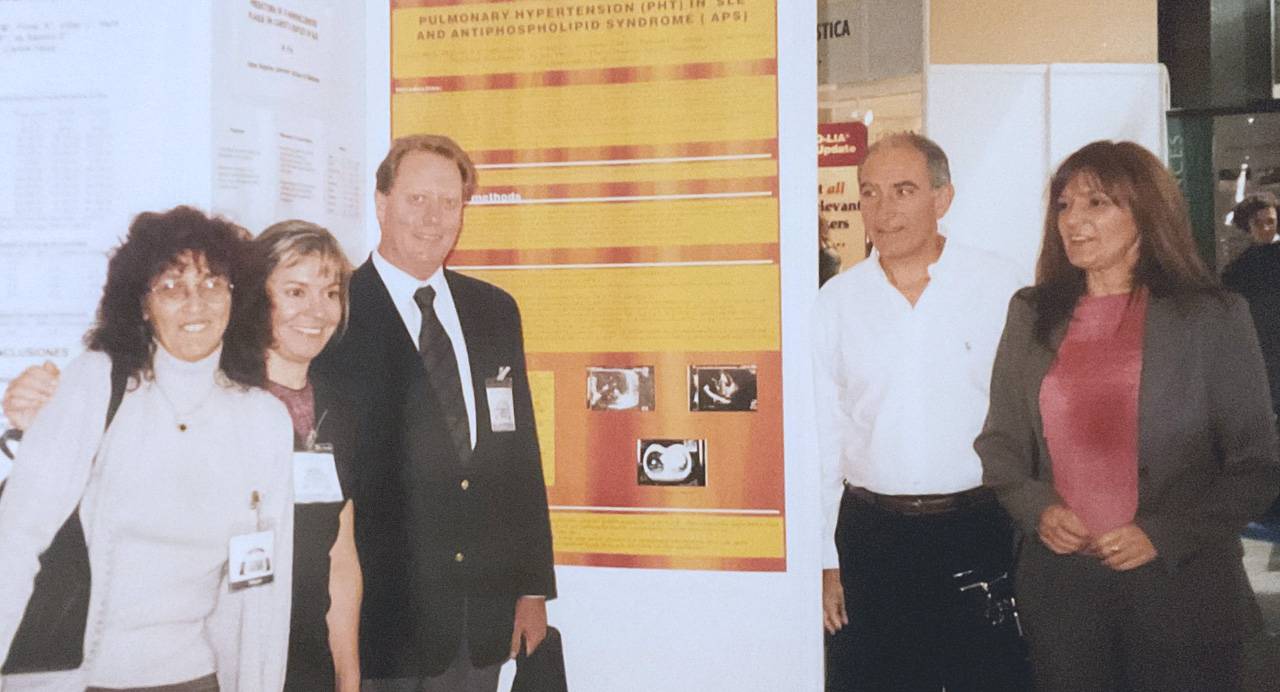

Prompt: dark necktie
[413,285,472,465]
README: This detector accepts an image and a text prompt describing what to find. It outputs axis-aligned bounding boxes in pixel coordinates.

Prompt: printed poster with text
[391,0,782,571]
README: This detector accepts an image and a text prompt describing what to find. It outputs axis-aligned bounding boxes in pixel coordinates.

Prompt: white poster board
[0,0,213,426]
[926,63,1169,276]
[210,0,366,257]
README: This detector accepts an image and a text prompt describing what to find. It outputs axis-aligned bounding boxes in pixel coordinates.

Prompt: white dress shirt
[811,238,1026,568]
[371,251,476,449]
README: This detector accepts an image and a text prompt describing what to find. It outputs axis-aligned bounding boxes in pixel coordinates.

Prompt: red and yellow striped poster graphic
[391,0,783,571]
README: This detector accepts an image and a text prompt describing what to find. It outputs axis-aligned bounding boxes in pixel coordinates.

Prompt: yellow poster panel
[459,196,778,251]
[392,76,777,152]
[529,370,556,486]
[456,263,780,354]
[391,0,783,572]
[393,0,775,77]
[551,511,784,559]
[480,156,777,188]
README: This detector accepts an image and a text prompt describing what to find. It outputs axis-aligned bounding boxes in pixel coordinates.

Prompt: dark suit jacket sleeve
[1134,294,1280,566]
[507,298,557,598]
[976,289,1061,536]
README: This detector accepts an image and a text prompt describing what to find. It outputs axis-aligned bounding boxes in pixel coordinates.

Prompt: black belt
[845,484,994,516]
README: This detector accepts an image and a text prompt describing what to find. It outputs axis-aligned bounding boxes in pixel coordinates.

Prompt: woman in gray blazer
[976,140,1280,692]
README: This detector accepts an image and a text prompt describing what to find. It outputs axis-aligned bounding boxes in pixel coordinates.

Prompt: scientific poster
[210,0,366,258]
[391,0,784,571]
[0,1,205,429]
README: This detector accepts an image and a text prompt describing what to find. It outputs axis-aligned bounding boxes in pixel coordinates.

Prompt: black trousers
[825,487,1030,692]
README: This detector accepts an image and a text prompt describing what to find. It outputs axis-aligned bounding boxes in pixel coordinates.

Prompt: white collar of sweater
[151,343,226,411]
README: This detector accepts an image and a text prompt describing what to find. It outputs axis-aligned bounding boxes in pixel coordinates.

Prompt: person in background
[5,220,369,692]
[1222,194,1280,456]
[1219,193,1277,270]
[977,140,1280,691]
[0,206,294,691]
[1230,193,1278,247]
[1222,192,1280,296]
[819,215,842,287]
[813,132,1029,691]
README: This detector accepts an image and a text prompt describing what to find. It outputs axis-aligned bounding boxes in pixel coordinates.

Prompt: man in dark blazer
[312,134,555,691]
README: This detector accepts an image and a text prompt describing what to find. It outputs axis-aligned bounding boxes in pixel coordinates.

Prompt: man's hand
[822,568,848,635]
[2,362,60,431]
[1090,524,1158,571]
[1038,504,1091,555]
[509,596,548,658]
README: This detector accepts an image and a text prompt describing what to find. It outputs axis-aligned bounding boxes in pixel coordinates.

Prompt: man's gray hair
[863,132,952,189]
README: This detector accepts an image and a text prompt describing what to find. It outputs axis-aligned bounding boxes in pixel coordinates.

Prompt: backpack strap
[105,359,128,431]
[1,358,128,463]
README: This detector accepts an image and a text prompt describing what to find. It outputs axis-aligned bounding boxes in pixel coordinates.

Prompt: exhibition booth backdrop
[0,2,1170,689]
[0,1,823,690]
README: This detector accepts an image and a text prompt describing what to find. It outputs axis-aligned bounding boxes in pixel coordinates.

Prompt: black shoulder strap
[0,358,128,473]
[104,359,128,431]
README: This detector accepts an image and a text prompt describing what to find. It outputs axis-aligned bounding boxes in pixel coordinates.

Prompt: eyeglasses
[149,275,233,304]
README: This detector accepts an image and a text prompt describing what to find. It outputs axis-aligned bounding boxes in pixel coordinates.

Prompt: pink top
[1039,290,1147,536]
[266,380,315,446]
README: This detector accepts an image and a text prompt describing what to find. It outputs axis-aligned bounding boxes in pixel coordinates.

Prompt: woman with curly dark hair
[5,219,366,691]
[977,141,1280,690]
[0,206,294,691]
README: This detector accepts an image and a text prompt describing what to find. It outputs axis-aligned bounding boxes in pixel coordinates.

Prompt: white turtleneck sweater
[0,346,293,691]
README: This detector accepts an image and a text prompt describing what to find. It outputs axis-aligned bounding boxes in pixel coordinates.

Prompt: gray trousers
[361,637,503,692]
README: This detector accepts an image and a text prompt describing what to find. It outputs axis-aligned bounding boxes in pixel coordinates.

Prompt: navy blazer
[977,287,1280,639]
[312,259,555,678]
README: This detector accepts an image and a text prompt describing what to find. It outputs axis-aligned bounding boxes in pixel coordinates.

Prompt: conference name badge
[293,444,343,504]
[228,529,275,591]
[486,366,515,433]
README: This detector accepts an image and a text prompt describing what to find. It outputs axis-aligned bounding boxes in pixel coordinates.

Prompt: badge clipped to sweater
[294,442,342,504]
[229,490,275,591]
[486,366,516,433]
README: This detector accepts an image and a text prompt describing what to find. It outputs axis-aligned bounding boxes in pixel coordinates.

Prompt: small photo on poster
[689,365,758,412]
[637,438,706,487]
[586,366,655,411]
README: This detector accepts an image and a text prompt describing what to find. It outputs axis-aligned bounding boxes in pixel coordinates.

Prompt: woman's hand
[1038,504,1092,554]
[1090,524,1158,571]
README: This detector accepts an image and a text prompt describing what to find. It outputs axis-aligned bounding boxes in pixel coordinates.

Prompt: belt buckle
[910,497,925,513]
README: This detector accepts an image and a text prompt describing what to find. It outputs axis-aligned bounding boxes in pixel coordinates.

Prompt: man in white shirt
[812,132,1029,691]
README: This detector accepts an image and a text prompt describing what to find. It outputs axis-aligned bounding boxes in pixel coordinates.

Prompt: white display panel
[0,0,212,422]
[926,63,1170,278]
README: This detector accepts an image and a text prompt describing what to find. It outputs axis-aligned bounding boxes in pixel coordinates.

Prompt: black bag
[512,626,568,692]
[0,360,128,674]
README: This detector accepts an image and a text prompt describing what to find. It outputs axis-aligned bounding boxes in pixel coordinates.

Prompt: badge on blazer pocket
[487,366,515,432]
